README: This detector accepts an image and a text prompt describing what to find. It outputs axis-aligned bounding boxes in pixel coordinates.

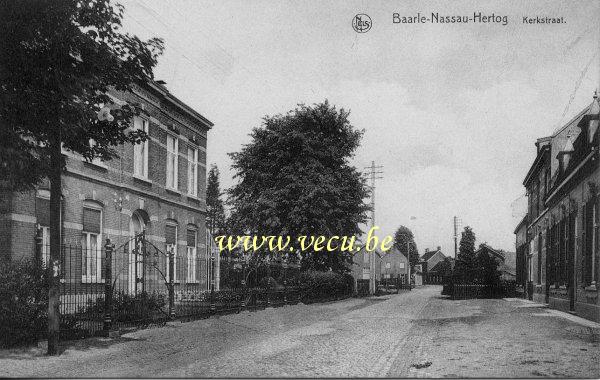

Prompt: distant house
[351,246,409,281]
[413,263,424,286]
[351,246,409,292]
[475,244,517,281]
[420,246,446,279]
[378,247,409,282]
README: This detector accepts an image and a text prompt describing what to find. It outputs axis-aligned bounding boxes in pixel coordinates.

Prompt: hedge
[298,270,354,303]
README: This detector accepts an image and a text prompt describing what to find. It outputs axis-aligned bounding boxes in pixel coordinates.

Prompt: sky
[120,0,600,257]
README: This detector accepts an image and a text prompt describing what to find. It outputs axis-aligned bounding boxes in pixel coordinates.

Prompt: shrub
[0,259,48,348]
[83,291,166,323]
[298,270,354,302]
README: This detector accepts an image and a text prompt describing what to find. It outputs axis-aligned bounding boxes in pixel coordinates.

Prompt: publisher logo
[352,14,372,33]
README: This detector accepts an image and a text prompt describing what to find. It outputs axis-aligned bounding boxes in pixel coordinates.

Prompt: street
[1,286,598,378]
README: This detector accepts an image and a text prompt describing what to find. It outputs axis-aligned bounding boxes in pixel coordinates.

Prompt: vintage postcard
[0,0,599,378]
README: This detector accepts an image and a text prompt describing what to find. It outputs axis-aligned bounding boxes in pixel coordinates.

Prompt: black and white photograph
[0,0,599,378]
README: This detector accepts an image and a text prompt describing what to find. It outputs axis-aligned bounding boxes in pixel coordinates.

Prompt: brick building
[351,246,409,290]
[517,92,599,322]
[0,81,215,297]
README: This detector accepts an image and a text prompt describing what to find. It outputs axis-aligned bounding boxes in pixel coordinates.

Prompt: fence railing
[36,234,309,338]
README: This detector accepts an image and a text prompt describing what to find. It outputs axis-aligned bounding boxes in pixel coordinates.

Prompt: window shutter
[584,201,594,285]
[36,197,50,226]
[83,208,101,234]
[187,229,196,247]
[166,225,176,245]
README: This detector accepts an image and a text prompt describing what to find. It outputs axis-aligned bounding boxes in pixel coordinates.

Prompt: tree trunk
[47,139,62,355]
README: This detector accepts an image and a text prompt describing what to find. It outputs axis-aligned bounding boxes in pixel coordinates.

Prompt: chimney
[437,246,441,251]
[425,248,429,253]
[587,91,599,144]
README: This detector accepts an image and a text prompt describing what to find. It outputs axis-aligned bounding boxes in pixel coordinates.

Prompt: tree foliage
[393,225,419,268]
[453,226,477,283]
[206,164,226,236]
[0,0,164,191]
[435,257,453,278]
[227,100,370,272]
[475,245,502,286]
[1,0,164,354]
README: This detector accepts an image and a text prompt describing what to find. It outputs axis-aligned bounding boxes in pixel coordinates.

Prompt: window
[537,233,542,285]
[166,135,178,190]
[363,251,369,264]
[133,117,149,178]
[583,200,597,286]
[36,194,50,267]
[385,262,391,269]
[399,262,405,269]
[82,207,102,282]
[187,147,198,196]
[41,226,50,268]
[186,229,197,283]
[165,224,178,282]
[87,139,104,167]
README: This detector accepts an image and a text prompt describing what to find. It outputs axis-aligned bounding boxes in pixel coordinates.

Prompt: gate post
[240,261,247,309]
[266,259,271,307]
[103,239,114,335]
[168,247,175,320]
[210,255,216,313]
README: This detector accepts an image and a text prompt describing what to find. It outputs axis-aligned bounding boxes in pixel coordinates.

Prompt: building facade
[0,81,216,297]
[351,247,409,285]
[514,216,528,297]
[518,93,599,321]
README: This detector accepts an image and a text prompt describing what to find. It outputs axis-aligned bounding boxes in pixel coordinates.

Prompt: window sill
[133,174,152,185]
[166,187,181,195]
[81,278,105,284]
[83,160,108,170]
[186,194,202,202]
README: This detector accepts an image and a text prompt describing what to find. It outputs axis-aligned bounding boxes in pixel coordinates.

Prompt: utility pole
[453,216,462,258]
[364,161,383,295]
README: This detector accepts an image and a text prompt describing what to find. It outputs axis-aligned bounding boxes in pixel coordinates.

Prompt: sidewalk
[504,297,600,330]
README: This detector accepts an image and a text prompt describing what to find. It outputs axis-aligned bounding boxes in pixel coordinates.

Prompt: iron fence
[36,231,305,338]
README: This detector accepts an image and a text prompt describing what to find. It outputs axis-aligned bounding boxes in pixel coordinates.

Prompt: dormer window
[557,135,574,174]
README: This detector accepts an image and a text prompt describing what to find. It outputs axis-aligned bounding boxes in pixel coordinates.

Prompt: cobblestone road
[1,286,599,377]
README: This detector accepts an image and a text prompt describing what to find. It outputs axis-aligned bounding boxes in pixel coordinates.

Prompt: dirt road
[1,286,598,377]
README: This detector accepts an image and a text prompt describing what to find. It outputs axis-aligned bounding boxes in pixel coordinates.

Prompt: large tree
[227,100,370,272]
[393,226,419,268]
[0,0,163,354]
[453,226,477,283]
[206,164,226,236]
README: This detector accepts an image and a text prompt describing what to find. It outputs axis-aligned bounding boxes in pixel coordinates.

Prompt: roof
[476,243,505,261]
[429,259,450,273]
[513,215,528,234]
[546,98,599,203]
[146,80,214,129]
[523,144,550,186]
[421,248,444,262]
